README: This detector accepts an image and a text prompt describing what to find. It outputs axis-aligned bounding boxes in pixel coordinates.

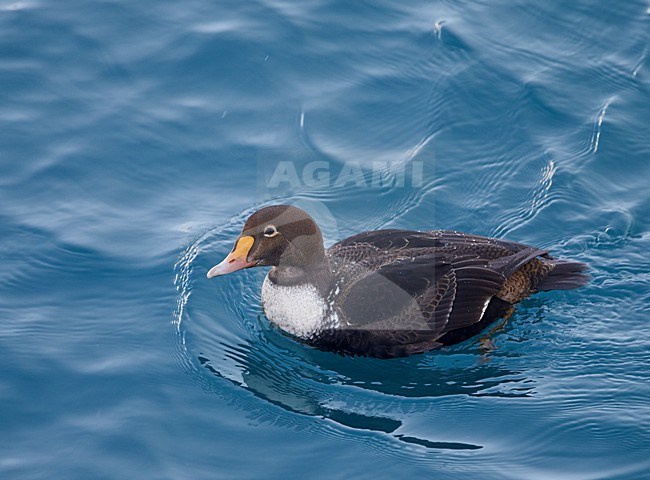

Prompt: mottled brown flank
[497,258,553,303]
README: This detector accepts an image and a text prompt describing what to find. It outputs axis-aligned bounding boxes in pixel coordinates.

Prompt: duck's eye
[263,225,278,237]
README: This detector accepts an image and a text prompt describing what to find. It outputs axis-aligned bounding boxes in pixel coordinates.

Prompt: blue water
[2,0,649,478]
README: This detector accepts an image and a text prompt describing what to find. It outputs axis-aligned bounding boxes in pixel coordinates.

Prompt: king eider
[207,205,588,359]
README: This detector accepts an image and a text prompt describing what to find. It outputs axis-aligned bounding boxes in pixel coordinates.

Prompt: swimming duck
[207,205,588,358]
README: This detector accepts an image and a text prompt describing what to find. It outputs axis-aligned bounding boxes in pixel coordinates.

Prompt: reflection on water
[197,349,491,451]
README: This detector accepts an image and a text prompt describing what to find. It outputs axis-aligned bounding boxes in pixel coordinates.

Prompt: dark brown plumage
[207,205,588,358]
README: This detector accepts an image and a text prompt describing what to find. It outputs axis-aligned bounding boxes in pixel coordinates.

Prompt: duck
[207,205,588,358]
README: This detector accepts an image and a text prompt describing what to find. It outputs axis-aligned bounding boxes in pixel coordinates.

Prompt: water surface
[1,0,649,478]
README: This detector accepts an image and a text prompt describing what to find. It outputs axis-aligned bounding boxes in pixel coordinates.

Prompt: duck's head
[207,205,325,278]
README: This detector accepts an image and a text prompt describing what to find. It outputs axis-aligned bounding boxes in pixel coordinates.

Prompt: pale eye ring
[263,225,278,237]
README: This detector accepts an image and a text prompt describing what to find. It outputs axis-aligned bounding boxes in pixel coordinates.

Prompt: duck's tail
[537,259,589,291]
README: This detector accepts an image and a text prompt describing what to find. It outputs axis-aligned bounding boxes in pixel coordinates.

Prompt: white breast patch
[261,275,336,339]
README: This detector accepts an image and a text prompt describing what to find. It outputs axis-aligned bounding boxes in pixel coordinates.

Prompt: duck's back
[316,229,587,358]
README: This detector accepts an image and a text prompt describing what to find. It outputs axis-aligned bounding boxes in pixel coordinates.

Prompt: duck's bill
[206,236,256,278]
